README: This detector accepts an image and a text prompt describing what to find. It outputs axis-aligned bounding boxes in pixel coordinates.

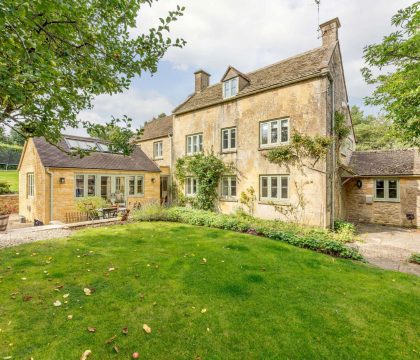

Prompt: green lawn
[0,222,419,359]
[0,170,18,192]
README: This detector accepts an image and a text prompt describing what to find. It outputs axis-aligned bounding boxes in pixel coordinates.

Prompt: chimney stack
[319,17,341,46]
[194,69,210,92]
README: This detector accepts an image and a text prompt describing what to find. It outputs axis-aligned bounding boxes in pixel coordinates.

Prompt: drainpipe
[330,77,336,229]
[46,168,53,223]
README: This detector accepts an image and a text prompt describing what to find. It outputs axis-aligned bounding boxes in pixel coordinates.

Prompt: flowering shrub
[0,203,18,215]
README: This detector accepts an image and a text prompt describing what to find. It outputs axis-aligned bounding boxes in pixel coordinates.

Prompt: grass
[0,222,419,359]
[0,170,18,193]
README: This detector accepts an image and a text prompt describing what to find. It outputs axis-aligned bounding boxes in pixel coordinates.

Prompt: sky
[73,0,414,135]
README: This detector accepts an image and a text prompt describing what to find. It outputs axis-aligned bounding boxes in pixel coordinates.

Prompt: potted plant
[0,204,18,232]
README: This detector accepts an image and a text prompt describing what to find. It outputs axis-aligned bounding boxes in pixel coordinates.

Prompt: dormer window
[223,77,238,99]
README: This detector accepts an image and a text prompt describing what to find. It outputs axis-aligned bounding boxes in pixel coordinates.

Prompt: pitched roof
[139,115,173,141]
[174,45,334,115]
[32,135,160,172]
[349,149,420,176]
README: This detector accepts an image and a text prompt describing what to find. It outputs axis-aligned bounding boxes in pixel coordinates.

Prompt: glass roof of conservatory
[65,138,111,152]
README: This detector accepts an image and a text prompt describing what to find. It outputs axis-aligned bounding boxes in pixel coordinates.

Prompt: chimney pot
[194,69,210,92]
[319,17,341,46]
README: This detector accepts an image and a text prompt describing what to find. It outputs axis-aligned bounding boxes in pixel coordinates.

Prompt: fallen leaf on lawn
[201,308,207,314]
[207,328,210,332]
[105,335,117,344]
[63,293,69,298]
[21,277,27,281]
[113,345,119,353]
[87,327,96,333]
[139,293,145,300]
[55,285,64,290]
[23,295,32,302]
[80,349,92,360]
[201,258,207,264]
[53,300,62,307]
[108,267,115,271]
[83,288,92,296]
[143,324,152,334]
[67,315,73,320]
[153,302,157,306]
[122,327,128,335]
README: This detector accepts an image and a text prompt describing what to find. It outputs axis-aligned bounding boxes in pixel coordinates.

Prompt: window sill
[373,199,400,203]
[219,198,238,202]
[258,144,288,151]
[154,157,163,160]
[220,150,237,154]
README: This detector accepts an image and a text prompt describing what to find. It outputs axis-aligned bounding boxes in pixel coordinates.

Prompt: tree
[361,2,419,147]
[350,105,404,150]
[0,1,185,155]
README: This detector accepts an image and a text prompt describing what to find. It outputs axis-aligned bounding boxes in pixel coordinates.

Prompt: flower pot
[0,214,9,232]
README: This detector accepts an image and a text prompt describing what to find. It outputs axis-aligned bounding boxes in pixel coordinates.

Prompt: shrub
[408,253,420,265]
[0,181,12,195]
[132,206,363,260]
[333,219,357,243]
[0,203,18,215]
[75,196,107,217]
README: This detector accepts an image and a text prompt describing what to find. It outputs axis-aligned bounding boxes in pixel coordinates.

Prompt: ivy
[175,152,231,211]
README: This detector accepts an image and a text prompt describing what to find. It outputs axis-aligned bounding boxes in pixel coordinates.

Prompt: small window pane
[261,177,268,198]
[129,176,135,195]
[271,122,278,143]
[261,123,268,145]
[281,177,288,199]
[388,188,397,199]
[75,175,84,197]
[137,177,144,194]
[376,180,385,198]
[388,180,398,198]
[281,120,289,142]
[271,177,278,198]
[231,78,238,95]
[87,175,96,196]
[198,134,203,152]
[222,130,229,149]
[222,177,229,196]
[231,178,237,197]
[187,137,192,154]
[230,128,236,148]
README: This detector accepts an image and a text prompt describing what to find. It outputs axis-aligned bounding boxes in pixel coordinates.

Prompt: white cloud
[136,0,413,99]
[71,89,174,136]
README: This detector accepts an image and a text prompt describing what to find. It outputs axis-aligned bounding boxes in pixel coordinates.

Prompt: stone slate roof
[32,136,160,172]
[349,149,419,176]
[174,45,334,114]
[139,115,173,141]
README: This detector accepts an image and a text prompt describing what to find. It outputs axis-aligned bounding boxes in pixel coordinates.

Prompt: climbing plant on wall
[175,152,232,211]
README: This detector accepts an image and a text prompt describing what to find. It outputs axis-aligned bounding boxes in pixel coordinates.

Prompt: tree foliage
[0,0,185,155]
[361,2,419,146]
[351,105,404,150]
[175,153,231,211]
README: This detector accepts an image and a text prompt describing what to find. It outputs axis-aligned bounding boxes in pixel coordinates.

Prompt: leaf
[143,324,152,334]
[63,293,69,298]
[80,350,92,360]
[122,327,128,335]
[23,295,32,302]
[53,300,62,307]
[108,267,115,271]
[105,335,117,344]
[87,327,96,333]
[113,345,119,353]
[83,288,92,296]
[67,315,73,320]
[201,308,207,314]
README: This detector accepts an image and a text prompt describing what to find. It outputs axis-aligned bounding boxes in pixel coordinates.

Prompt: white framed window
[260,118,289,147]
[374,179,399,202]
[221,127,236,152]
[221,176,237,199]
[185,177,198,196]
[153,141,163,159]
[75,175,85,197]
[223,77,238,98]
[186,133,203,155]
[260,175,289,201]
[75,174,144,198]
[27,173,34,197]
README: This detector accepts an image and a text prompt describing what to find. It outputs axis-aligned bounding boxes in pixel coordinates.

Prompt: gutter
[46,167,53,223]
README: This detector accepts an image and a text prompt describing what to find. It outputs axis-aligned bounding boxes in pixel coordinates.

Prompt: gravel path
[0,228,73,248]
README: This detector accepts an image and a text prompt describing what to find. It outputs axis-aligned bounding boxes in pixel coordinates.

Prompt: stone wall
[173,77,331,227]
[344,177,420,227]
[0,194,19,212]
[138,135,172,168]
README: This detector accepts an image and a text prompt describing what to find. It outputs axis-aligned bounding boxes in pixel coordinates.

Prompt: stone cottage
[137,17,419,228]
[18,136,161,224]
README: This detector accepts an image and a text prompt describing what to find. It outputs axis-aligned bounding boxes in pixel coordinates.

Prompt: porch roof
[348,149,419,177]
